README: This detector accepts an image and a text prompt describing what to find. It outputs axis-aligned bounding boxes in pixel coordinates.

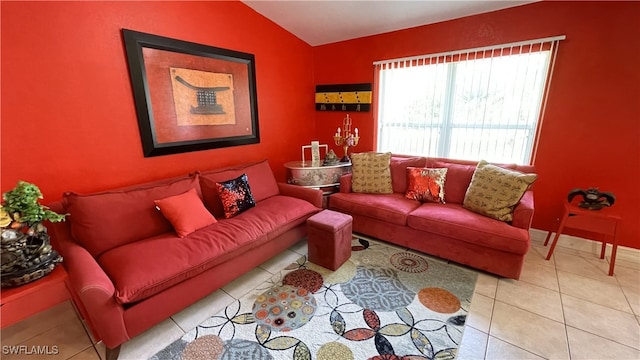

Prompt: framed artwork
[122,29,259,157]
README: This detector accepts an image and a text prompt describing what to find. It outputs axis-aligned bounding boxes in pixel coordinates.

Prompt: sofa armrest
[61,239,129,348]
[48,202,128,348]
[339,173,353,193]
[512,190,535,230]
[277,183,323,208]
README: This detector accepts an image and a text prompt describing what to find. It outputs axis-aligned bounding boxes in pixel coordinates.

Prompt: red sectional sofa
[47,160,322,356]
[329,156,535,279]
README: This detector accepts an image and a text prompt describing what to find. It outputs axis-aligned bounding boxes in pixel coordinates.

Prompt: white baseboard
[530,228,640,265]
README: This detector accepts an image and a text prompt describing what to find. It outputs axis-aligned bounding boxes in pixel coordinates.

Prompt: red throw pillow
[405,167,447,204]
[216,174,256,218]
[154,188,217,238]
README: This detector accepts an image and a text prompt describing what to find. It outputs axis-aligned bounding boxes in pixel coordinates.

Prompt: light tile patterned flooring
[1,231,639,359]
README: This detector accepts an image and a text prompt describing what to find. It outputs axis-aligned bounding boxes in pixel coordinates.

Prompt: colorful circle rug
[151,236,478,360]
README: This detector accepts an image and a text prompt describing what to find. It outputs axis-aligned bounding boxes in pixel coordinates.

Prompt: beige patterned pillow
[463,160,537,222]
[351,152,393,194]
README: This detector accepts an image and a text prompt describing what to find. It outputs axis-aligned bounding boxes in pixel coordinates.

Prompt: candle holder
[333,114,360,162]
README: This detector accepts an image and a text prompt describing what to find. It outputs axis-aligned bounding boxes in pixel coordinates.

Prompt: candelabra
[333,114,360,162]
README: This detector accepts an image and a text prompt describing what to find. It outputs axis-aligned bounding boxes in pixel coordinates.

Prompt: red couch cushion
[329,192,420,226]
[429,161,475,204]
[407,203,529,255]
[390,156,426,194]
[63,175,201,257]
[199,159,279,218]
[99,195,318,304]
[250,195,321,240]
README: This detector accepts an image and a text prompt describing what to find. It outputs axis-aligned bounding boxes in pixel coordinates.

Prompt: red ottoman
[307,210,353,270]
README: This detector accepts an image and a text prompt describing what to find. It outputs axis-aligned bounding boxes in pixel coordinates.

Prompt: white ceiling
[242,1,537,46]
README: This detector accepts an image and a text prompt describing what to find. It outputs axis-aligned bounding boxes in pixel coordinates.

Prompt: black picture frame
[122,29,260,157]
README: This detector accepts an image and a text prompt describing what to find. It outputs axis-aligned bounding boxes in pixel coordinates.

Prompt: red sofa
[329,156,535,279]
[47,160,322,356]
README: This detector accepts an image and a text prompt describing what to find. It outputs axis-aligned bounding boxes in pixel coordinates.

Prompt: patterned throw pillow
[216,174,256,219]
[463,160,537,222]
[351,152,393,194]
[405,167,447,204]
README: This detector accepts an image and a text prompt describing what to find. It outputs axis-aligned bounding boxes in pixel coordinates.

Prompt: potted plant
[0,181,66,287]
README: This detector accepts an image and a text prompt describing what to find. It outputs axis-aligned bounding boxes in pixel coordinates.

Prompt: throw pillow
[199,159,279,218]
[154,188,217,238]
[431,160,518,204]
[351,152,393,194]
[216,173,256,218]
[405,167,447,204]
[463,160,537,222]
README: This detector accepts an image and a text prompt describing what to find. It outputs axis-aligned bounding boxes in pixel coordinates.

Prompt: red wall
[3,2,639,249]
[313,2,640,249]
[1,1,315,198]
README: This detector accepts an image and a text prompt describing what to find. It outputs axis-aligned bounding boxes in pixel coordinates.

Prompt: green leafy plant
[1,181,66,228]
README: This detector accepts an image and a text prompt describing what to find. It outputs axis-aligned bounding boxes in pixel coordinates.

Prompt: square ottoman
[306,209,352,270]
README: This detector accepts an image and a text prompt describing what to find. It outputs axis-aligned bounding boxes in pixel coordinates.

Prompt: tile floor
[458,231,640,360]
[1,231,639,360]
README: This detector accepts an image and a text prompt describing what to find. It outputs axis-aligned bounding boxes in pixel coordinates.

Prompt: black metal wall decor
[122,29,260,157]
[567,187,616,210]
[315,83,372,112]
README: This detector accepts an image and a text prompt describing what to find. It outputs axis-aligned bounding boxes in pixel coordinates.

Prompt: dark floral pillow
[215,174,256,218]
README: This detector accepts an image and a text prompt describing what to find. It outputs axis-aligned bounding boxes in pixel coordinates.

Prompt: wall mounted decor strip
[315,83,372,112]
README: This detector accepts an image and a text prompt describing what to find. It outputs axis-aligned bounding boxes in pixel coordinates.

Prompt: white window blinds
[374,36,565,165]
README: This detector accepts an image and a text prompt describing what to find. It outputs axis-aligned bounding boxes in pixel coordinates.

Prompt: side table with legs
[544,201,621,276]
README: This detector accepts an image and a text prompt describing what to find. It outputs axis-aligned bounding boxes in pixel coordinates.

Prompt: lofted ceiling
[242,0,538,46]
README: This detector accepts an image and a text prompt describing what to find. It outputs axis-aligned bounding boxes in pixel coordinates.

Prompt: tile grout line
[554,252,573,360]
[482,293,495,360]
[564,323,640,354]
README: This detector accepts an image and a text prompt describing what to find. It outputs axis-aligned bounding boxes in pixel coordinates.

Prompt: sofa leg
[105,346,121,360]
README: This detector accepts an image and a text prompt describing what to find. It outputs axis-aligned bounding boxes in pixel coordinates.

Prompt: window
[375,37,564,165]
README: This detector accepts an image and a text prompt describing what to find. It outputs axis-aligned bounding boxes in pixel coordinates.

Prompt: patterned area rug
[152,237,478,359]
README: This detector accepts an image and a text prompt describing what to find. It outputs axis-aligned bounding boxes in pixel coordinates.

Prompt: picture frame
[122,29,260,157]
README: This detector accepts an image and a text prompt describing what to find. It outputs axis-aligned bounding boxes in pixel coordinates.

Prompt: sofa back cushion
[199,159,279,218]
[63,175,201,258]
[430,161,476,204]
[390,156,426,194]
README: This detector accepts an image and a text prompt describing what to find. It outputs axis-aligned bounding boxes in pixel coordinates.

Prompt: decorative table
[544,201,621,276]
[285,161,351,189]
[284,161,351,208]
